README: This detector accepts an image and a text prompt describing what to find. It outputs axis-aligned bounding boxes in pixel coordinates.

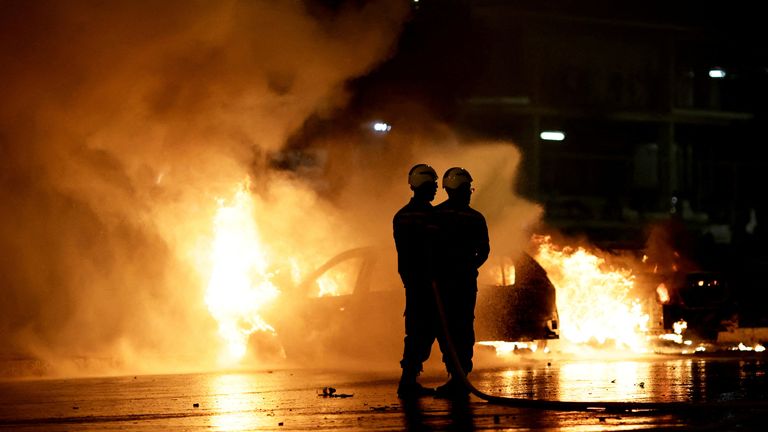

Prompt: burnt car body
[661,271,736,340]
[267,247,558,363]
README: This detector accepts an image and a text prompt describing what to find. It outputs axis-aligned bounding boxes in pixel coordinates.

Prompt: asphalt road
[1,354,767,431]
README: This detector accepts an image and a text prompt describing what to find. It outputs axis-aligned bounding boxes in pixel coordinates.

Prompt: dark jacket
[433,199,490,279]
[393,198,435,283]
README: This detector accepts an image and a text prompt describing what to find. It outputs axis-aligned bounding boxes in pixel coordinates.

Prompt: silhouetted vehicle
[476,252,559,344]
[267,246,558,362]
[661,271,735,340]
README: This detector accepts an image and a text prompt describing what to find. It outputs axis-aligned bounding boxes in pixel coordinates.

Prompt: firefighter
[433,167,490,398]
[393,163,439,398]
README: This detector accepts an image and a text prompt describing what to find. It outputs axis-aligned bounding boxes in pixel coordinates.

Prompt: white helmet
[408,164,438,188]
[442,167,472,190]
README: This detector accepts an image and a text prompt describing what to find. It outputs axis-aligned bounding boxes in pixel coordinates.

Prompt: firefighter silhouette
[393,163,439,398]
[432,167,489,398]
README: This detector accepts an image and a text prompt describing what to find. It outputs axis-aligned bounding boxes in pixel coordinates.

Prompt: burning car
[660,271,736,341]
[266,246,559,363]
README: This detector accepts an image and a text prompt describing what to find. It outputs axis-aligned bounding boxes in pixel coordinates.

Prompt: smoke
[0,0,410,375]
[336,135,543,257]
[0,0,545,377]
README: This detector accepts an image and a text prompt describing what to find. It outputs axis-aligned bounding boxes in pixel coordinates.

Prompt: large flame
[202,188,659,362]
[533,235,650,352]
[204,179,280,364]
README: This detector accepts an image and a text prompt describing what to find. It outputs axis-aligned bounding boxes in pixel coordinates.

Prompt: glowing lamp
[540,131,565,141]
[372,122,392,132]
[708,68,726,79]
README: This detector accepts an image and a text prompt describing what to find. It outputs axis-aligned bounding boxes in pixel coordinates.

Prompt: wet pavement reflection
[471,356,768,405]
[0,355,766,431]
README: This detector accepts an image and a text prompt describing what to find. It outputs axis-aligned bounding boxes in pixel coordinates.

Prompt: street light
[708,68,726,79]
[540,131,565,141]
[372,122,392,133]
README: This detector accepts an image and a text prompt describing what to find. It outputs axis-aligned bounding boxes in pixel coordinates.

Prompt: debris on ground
[370,405,394,412]
[318,386,353,398]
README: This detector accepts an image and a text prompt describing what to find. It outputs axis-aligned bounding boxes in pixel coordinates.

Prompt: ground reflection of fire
[209,374,262,431]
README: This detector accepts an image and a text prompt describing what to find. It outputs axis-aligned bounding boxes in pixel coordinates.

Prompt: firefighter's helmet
[408,164,438,188]
[442,167,472,190]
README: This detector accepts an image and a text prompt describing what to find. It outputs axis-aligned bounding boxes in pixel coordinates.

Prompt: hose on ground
[430,281,768,412]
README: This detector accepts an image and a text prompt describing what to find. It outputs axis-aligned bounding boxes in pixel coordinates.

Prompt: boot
[397,369,435,399]
[434,376,469,399]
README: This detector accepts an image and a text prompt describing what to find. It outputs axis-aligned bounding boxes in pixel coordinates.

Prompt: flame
[313,257,359,297]
[316,274,342,297]
[659,320,688,345]
[734,343,766,352]
[204,179,280,364]
[532,235,650,352]
[656,283,670,304]
[673,319,687,335]
[488,256,516,286]
[479,341,539,354]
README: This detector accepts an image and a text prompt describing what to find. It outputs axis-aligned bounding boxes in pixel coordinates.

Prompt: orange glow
[656,283,670,304]
[204,179,280,365]
[314,258,359,297]
[479,341,539,354]
[532,235,650,352]
[488,256,516,286]
[659,319,688,345]
[734,343,766,352]
[673,319,687,335]
[316,274,343,297]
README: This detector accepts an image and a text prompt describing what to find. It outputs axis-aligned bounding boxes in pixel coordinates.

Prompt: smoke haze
[0,0,545,377]
[0,0,412,375]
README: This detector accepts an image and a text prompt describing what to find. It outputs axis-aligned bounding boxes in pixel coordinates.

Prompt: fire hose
[430,281,768,413]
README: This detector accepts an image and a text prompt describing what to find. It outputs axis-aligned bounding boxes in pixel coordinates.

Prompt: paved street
[2,354,767,431]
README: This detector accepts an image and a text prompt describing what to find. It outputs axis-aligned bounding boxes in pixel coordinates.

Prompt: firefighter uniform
[433,198,489,377]
[393,198,438,378]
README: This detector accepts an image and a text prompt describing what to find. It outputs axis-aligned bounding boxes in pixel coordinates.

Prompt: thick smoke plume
[0,0,410,375]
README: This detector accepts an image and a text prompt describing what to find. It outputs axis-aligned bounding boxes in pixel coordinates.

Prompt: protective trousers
[436,276,477,376]
[400,279,438,378]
